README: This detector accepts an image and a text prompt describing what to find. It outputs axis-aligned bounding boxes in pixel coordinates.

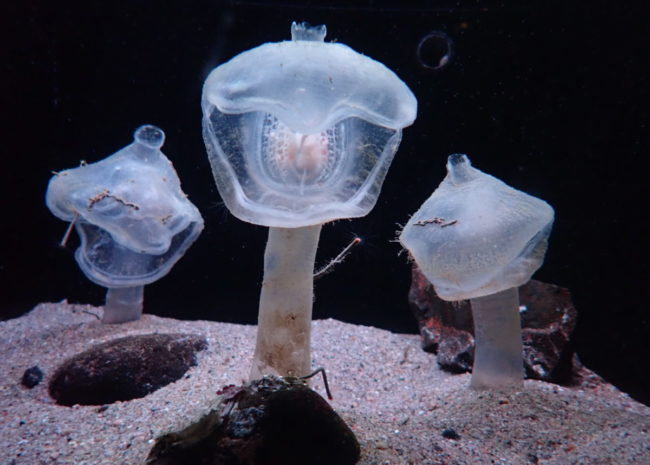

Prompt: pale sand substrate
[1,303,649,465]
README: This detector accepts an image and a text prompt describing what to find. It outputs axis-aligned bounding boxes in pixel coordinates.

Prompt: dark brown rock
[49,333,207,406]
[408,265,580,384]
[147,375,360,465]
[21,365,43,388]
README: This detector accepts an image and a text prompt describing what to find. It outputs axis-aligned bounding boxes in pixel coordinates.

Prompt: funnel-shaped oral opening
[134,125,165,149]
[291,21,326,42]
[446,153,477,185]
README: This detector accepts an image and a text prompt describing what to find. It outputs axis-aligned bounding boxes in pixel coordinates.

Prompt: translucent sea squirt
[400,154,554,389]
[202,21,417,228]
[46,125,204,324]
[202,22,417,379]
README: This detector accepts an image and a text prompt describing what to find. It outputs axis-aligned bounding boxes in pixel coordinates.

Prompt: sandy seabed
[1,302,648,465]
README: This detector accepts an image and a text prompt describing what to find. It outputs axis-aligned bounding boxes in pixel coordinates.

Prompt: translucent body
[400,154,554,301]
[202,22,417,227]
[46,125,204,288]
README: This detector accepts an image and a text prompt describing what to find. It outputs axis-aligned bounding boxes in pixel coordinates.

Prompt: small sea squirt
[46,125,204,324]
[400,154,554,389]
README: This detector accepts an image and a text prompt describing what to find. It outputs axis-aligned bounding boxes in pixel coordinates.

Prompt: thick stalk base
[469,287,523,390]
[250,224,322,380]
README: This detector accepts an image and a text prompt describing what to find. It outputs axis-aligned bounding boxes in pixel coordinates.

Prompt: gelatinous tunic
[202,26,417,227]
[400,154,554,301]
[46,126,204,288]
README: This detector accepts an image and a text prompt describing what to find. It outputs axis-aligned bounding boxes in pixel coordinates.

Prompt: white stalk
[250,224,322,380]
[469,287,523,389]
[103,286,144,324]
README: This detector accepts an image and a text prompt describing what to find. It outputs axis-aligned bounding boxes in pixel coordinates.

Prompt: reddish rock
[408,265,582,384]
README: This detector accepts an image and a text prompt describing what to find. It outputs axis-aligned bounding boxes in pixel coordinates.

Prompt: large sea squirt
[202,22,417,379]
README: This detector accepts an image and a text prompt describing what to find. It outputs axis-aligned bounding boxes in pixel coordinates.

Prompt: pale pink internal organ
[262,114,338,188]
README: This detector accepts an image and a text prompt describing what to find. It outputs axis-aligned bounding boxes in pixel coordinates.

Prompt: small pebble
[21,366,43,388]
[442,428,460,440]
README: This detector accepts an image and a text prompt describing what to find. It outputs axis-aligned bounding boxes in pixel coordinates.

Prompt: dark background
[1,2,648,404]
